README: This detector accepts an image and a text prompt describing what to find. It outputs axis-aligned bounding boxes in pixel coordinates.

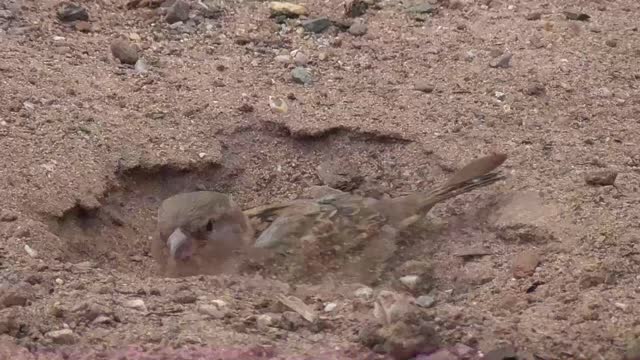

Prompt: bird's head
[158,191,254,262]
[167,212,253,262]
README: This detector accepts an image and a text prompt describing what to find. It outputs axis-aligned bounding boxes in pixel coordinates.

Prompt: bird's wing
[243,200,304,220]
[253,213,308,249]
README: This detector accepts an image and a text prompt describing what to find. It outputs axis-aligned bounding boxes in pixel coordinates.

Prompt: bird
[151,191,254,277]
[244,153,508,285]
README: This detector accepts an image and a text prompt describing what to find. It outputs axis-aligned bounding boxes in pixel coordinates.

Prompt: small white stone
[198,152,206,158]
[197,304,225,319]
[614,302,628,310]
[399,275,419,289]
[135,59,148,74]
[211,299,228,308]
[55,278,64,285]
[275,54,292,64]
[256,314,273,329]
[124,298,147,312]
[324,302,337,312]
[92,315,112,324]
[23,102,35,111]
[24,244,38,258]
[46,329,77,344]
[416,295,436,308]
[354,286,373,299]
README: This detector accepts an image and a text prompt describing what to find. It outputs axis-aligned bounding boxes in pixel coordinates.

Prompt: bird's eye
[206,220,213,232]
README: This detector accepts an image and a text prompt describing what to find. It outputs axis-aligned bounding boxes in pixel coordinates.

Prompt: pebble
[275,54,292,64]
[197,304,226,319]
[354,286,373,299]
[57,3,89,22]
[165,0,190,24]
[124,298,147,312]
[348,20,368,36]
[211,299,228,308]
[414,81,435,93]
[238,103,254,113]
[291,67,312,85]
[46,329,78,345]
[493,191,560,244]
[399,275,419,289]
[605,39,617,47]
[22,244,37,258]
[92,315,112,324]
[269,96,288,113]
[464,50,477,62]
[302,17,332,33]
[489,52,512,68]
[524,12,541,20]
[511,250,540,278]
[585,170,617,186]
[614,302,628,311]
[74,21,92,32]
[564,11,590,21]
[269,1,307,17]
[74,261,94,270]
[415,295,435,308]
[292,50,309,66]
[0,282,33,308]
[0,10,14,20]
[324,302,337,312]
[256,314,274,329]
[135,59,148,74]
[525,83,545,96]
[174,293,198,304]
[110,39,139,65]
[0,210,17,222]
[407,3,436,21]
[407,3,436,14]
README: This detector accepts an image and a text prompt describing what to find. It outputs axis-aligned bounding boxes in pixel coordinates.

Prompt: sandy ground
[1,0,640,358]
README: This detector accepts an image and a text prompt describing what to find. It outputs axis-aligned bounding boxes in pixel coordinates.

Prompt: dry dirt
[1,0,640,358]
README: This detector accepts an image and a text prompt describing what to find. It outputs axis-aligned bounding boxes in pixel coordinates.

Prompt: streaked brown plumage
[246,153,508,285]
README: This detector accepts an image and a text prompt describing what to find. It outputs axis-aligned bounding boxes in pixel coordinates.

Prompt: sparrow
[151,191,254,277]
[244,153,508,285]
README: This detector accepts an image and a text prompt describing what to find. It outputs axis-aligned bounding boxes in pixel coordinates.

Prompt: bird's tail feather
[417,170,505,212]
[415,152,507,212]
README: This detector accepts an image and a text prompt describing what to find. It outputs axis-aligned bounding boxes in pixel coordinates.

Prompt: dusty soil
[1,0,640,358]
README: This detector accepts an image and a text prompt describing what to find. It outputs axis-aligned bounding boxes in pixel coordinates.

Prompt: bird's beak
[167,227,194,261]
